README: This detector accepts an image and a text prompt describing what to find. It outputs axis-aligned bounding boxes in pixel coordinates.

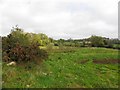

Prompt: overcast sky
[0,0,119,39]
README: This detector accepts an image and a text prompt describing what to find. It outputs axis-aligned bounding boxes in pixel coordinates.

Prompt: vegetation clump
[2,26,48,64]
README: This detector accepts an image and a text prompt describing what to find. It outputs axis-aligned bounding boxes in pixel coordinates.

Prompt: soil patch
[93,59,119,64]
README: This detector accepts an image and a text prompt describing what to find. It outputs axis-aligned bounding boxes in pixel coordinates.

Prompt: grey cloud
[0,0,119,39]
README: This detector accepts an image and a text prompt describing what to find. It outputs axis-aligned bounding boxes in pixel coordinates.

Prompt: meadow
[2,47,119,88]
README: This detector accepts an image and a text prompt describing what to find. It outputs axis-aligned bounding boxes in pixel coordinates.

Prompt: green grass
[2,47,119,88]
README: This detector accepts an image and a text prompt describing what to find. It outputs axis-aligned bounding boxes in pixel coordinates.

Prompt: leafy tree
[90,35,104,47]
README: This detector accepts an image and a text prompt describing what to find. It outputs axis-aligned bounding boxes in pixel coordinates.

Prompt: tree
[90,35,104,47]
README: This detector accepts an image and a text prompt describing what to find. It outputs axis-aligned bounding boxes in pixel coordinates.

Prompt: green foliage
[103,38,120,49]
[38,33,50,46]
[2,27,31,49]
[2,26,48,64]
[112,44,120,49]
[42,36,120,49]
[24,33,50,46]
[90,35,104,47]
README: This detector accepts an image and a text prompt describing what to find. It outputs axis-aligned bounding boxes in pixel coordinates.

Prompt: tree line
[53,36,120,49]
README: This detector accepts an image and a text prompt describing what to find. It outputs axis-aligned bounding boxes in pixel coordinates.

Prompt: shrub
[3,42,48,63]
[2,26,48,64]
[112,44,120,50]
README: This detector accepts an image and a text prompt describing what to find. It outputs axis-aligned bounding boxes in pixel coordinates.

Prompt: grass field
[2,47,120,88]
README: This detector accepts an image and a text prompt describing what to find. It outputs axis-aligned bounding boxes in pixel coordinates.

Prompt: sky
[0,0,119,39]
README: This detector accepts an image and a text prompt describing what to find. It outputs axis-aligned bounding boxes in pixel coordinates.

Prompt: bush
[112,44,120,50]
[2,26,48,64]
[3,42,48,63]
